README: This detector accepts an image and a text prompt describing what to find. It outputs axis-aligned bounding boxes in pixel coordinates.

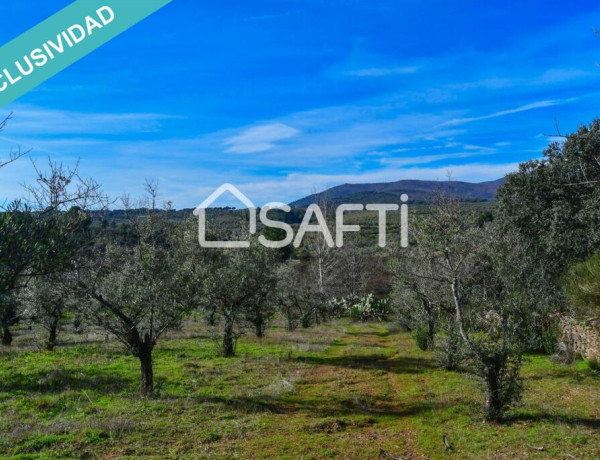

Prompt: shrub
[471,339,524,421]
[434,321,466,371]
[537,320,560,354]
[565,252,600,319]
[348,295,392,322]
[326,295,392,322]
[412,326,431,351]
[326,297,350,320]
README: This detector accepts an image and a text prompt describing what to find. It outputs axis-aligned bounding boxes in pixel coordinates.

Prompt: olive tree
[335,236,371,299]
[276,262,321,330]
[0,158,100,345]
[202,244,279,356]
[22,275,74,351]
[392,224,451,351]
[412,192,530,421]
[75,195,191,396]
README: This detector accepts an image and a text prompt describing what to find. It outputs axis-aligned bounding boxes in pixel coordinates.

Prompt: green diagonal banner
[0,0,173,109]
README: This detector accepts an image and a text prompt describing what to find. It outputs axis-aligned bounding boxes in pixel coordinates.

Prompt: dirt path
[233,323,431,459]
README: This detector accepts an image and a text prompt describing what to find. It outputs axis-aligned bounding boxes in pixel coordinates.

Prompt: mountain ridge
[290,178,505,207]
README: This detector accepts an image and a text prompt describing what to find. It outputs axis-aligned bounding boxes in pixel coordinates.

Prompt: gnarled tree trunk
[285,307,297,331]
[222,318,235,357]
[255,321,265,338]
[139,344,154,397]
[484,364,501,421]
[46,317,59,351]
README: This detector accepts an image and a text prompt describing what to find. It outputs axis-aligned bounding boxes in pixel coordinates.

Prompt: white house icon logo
[193,183,256,248]
[194,183,409,249]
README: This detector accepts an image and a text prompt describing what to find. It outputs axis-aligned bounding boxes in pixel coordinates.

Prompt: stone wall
[559,317,600,362]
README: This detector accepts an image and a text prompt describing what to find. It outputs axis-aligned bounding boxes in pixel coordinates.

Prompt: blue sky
[1,0,600,207]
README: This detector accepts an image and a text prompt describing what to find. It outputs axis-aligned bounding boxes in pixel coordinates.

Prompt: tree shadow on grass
[506,412,600,429]
[196,393,441,419]
[525,368,598,383]
[345,329,393,338]
[0,368,132,395]
[294,353,438,375]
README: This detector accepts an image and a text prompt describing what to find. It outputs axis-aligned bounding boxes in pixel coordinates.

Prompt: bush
[434,321,466,371]
[326,297,350,320]
[587,359,600,371]
[348,295,392,322]
[326,295,392,322]
[470,339,524,421]
[412,326,431,351]
[537,320,560,354]
[565,252,600,319]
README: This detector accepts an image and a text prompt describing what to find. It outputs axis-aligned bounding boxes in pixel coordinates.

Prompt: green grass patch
[0,320,598,459]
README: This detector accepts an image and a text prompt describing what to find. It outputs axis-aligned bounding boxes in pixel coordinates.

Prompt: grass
[0,320,599,459]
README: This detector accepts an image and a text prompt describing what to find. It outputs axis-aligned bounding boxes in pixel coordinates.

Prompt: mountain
[289,178,505,207]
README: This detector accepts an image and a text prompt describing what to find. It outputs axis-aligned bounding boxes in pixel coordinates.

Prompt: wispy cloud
[441,99,575,127]
[380,149,496,167]
[223,122,300,154]
[344,66,419,77]
[5,104,177,135]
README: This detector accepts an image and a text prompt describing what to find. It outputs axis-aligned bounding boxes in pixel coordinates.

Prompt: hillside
[290,178,505,207]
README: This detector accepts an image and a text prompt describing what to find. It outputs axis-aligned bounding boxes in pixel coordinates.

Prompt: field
[0,320,599,459]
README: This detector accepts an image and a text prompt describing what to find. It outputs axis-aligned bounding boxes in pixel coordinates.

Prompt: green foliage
[75,202,192,395]
[537,319,561,354]
[469,335,524,421]
[22,275,76,350]
[326,295,392,322]
[260,226,293,260]
[325,297,350,319]
[412,325,431,351]
[405,191,532,420]
[476,209,494,227]
[350,295,391,322]
[202,244,279,354]
[587,358,600,371]
[434,320,465,371]
[276,262,320,330]
[497,120,600,284]
[565,251,600,319]
[0,204,88,295]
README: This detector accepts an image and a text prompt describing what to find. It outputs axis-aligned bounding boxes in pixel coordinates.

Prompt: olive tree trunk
[222,318,235,357]
[46,318,59,351]
[139,345,154,397]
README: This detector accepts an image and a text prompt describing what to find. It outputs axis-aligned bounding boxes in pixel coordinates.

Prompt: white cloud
[223,122,300,154]
[344,66,419,77]
[441,99,575,127]
[380,149,496,167]
[4,104,176,135]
